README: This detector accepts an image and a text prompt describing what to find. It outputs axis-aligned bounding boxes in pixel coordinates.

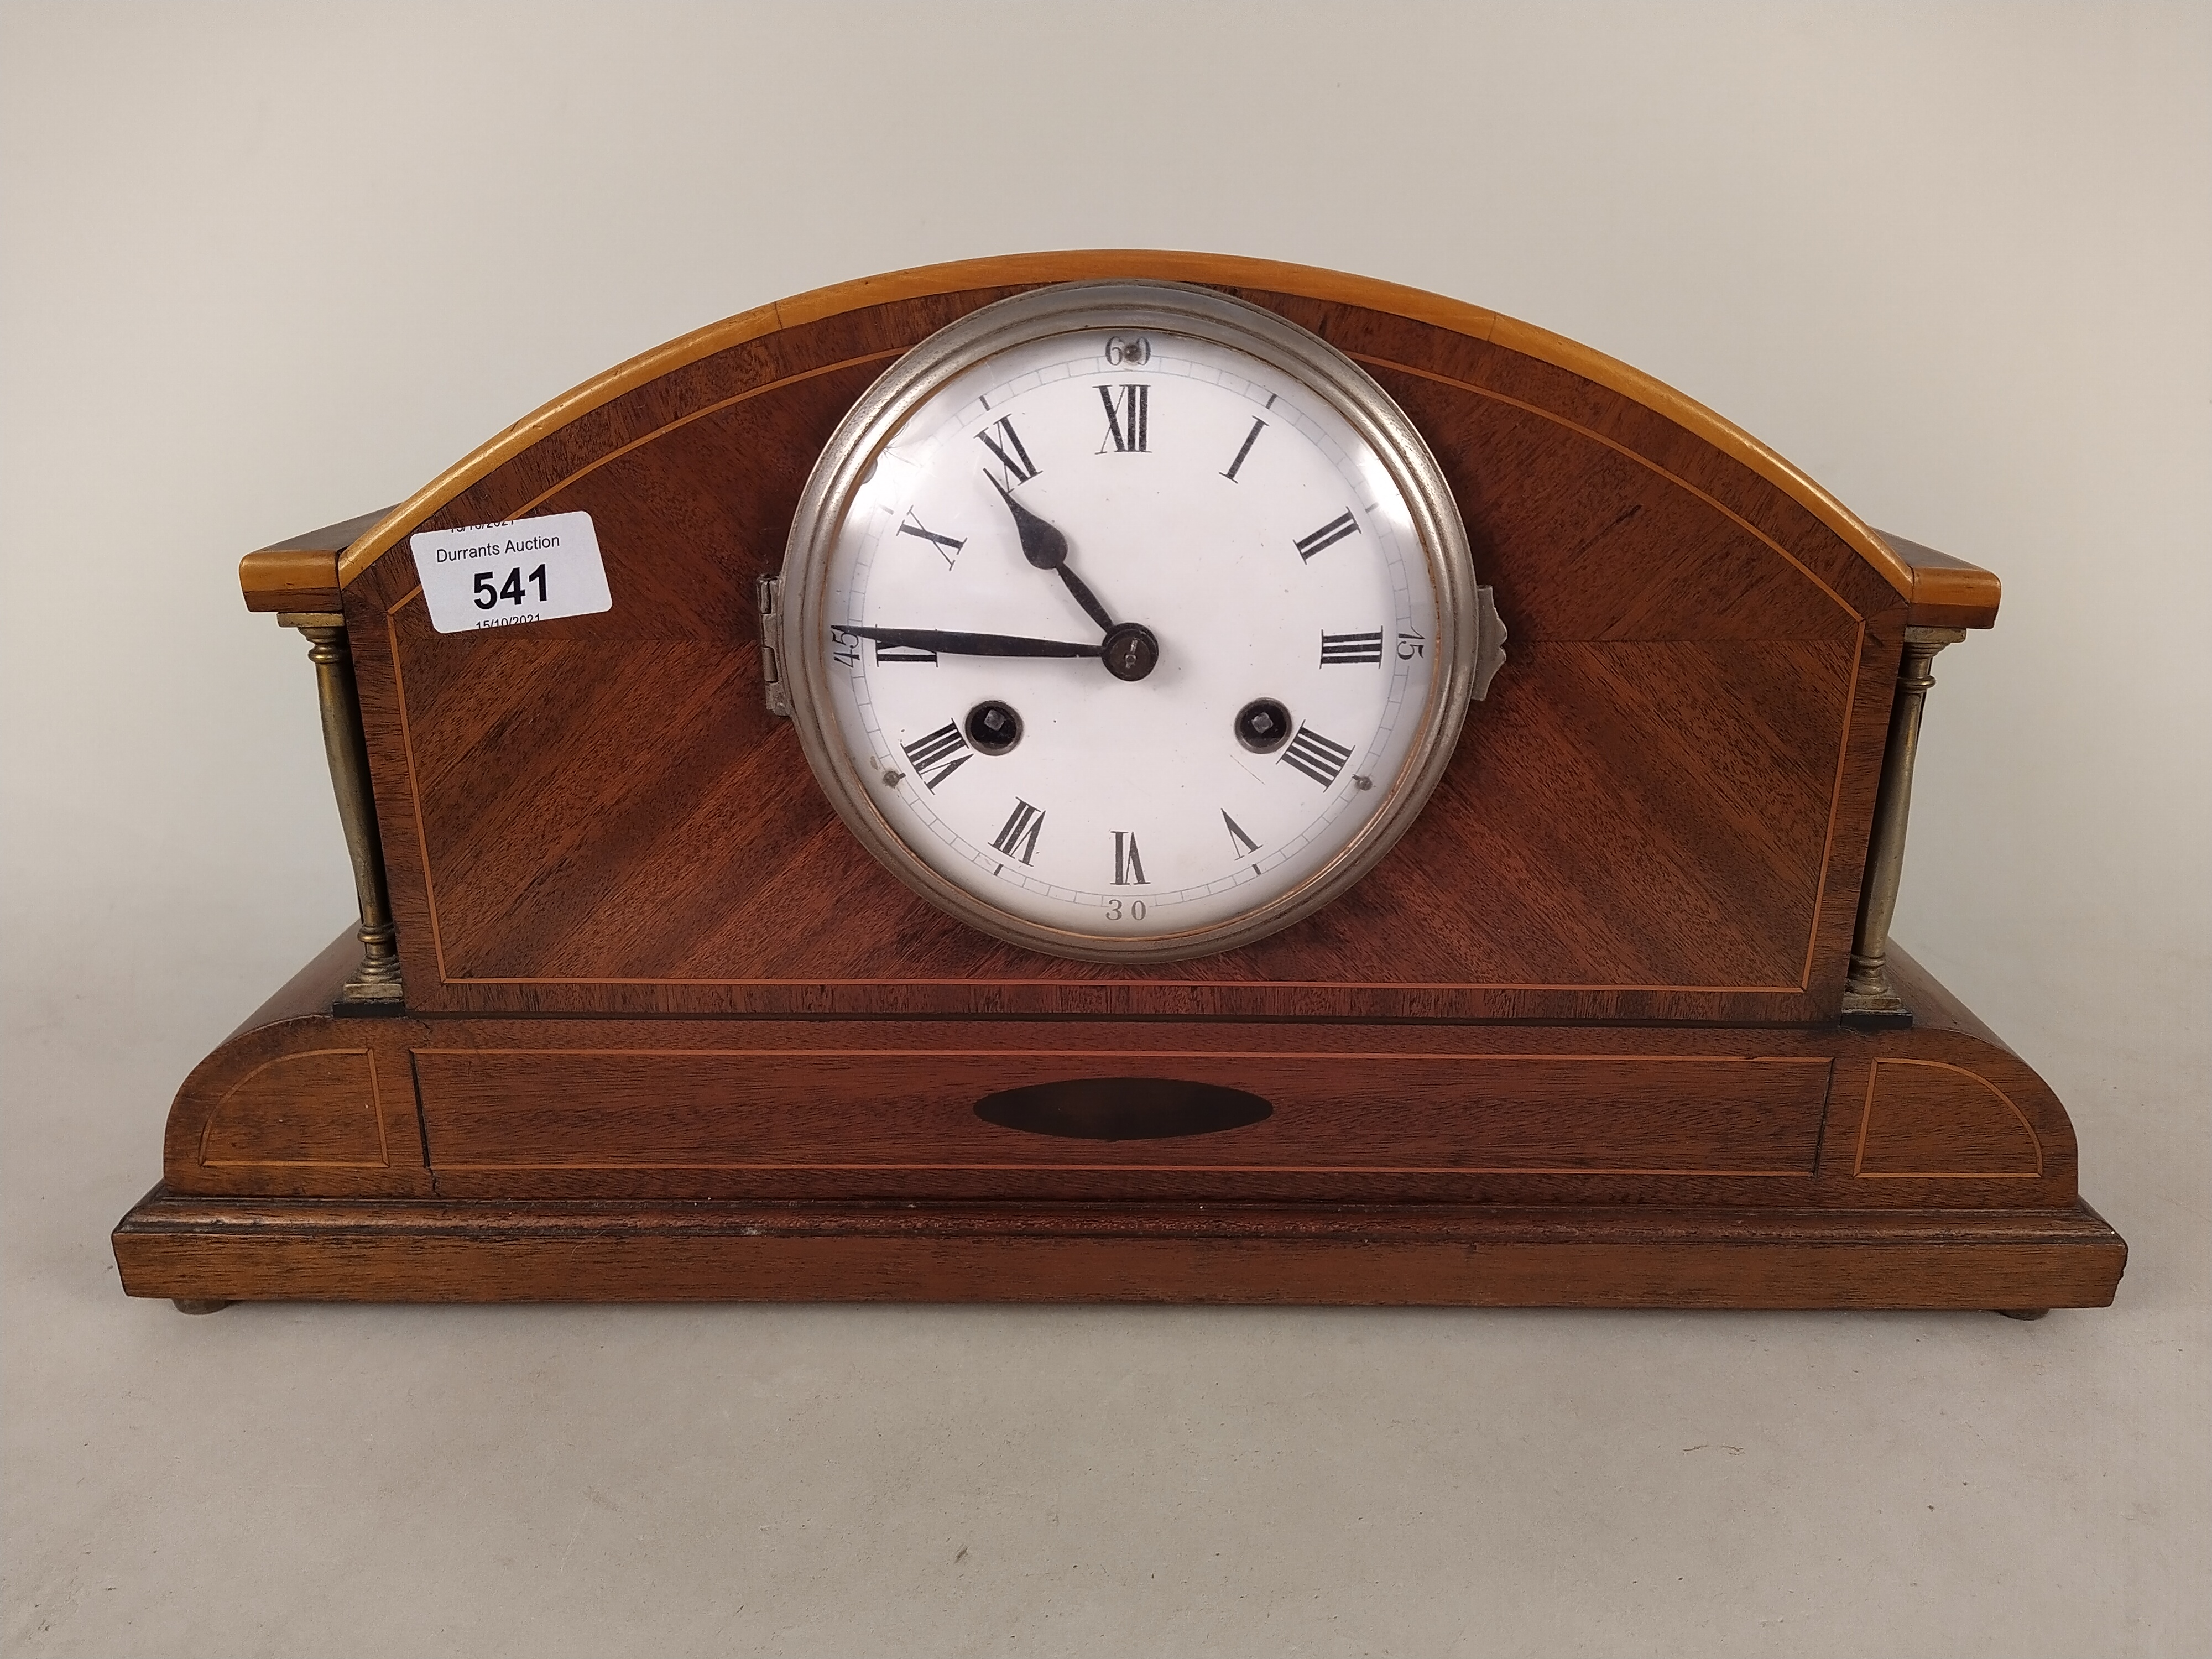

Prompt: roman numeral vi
[1112,830,1147,886]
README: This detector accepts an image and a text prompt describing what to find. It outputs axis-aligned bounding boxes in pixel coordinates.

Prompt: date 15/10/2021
[410,509,614,634]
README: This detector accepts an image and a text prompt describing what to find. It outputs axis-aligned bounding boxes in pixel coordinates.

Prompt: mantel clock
[113,252,2126,1316]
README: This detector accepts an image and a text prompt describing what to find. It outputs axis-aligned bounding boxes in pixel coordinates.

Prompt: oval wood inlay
[974,1078,1273,1141]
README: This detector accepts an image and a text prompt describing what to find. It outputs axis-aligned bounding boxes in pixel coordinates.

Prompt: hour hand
[833,625,1104,659]
[987,476,1117,635]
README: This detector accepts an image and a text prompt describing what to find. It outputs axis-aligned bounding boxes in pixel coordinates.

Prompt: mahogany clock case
[111,252,2126,1312]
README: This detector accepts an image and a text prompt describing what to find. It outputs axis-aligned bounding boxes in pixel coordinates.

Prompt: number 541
[473,565,547,609]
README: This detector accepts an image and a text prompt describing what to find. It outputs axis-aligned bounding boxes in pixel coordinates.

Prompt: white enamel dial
[778,283,1481,962]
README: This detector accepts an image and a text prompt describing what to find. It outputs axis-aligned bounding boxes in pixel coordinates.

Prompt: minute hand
[833,625,1104,659]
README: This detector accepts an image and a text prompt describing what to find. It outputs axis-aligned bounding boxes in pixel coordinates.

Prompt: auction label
[411,510,612,634]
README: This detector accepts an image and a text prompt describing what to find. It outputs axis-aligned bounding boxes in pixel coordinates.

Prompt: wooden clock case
[113,252,2126,1312]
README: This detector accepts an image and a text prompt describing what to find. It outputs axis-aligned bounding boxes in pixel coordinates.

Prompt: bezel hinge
[755,574,791,718]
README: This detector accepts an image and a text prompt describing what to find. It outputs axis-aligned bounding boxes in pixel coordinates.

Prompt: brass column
[1844,624,1968,1018]
[278,612,403,1003]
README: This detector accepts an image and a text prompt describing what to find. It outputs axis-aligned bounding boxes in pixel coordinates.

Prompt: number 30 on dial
[769,280,1499,963]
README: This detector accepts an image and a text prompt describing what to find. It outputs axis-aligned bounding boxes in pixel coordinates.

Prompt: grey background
[4,4,2205,1655]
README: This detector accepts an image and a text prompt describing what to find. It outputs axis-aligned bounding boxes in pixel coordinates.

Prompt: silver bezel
[778,280,1480,963]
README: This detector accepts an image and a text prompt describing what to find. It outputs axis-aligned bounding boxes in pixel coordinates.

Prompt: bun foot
[171,1297,232,1315]
[1995,1307,2050,1321]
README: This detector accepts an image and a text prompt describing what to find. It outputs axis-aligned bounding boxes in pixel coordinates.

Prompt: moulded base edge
[111,1190,2125,1311]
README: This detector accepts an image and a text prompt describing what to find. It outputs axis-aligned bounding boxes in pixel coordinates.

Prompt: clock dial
[779,283,1481,961]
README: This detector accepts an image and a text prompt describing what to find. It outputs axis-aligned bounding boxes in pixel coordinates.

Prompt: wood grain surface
[1856,1059,2044,1177]
[112,1193,2125,1309]
[158,257,2094,1312]
[121,935,2124,1308]
[328,252,1938,1021]
[411,1051,1834,1178]
[197,1048,387,1168]
[1875,529,2003,629]
[320,252,1938,610]
[239,506,395,613]
[148,936,2083,1214]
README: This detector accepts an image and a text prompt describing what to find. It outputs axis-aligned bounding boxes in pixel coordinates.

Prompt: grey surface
[4,4,2208,1655]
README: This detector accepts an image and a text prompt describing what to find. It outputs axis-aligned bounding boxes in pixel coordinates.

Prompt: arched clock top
[231,252,2001,1025]
[238,252,1996,633]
